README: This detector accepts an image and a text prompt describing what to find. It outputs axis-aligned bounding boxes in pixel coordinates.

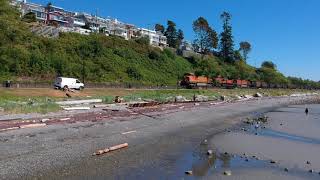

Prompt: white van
[54,77,85,90]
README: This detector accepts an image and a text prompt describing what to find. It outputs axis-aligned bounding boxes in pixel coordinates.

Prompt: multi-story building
[138,28,168,47]
[11,0,168,47]
[19,1,47,23]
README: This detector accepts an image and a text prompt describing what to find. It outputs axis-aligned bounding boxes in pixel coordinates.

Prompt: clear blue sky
[30,0,320,81]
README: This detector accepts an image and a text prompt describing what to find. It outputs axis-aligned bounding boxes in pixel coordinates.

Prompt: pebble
[284,168,289,172]
[245,159,249,162]
[224,170,232,176]
[207,150,213,155]
[309,169,314,173]
[270,160,277,164]
[185,171,193,175]
[306,161,311,165]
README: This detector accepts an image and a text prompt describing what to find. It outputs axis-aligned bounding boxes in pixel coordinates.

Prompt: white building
[138,28,167,47]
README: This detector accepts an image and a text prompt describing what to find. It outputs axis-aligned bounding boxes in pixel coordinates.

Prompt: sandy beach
[0,96,319,179]
[209,104,320,180]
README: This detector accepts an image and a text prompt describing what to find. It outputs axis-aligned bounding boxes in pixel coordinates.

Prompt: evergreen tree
[219,11,234,63]
[176,29,184,48]
[164,20,178,48]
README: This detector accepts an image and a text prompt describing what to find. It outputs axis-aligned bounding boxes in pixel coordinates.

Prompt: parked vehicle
[54,77,84,90]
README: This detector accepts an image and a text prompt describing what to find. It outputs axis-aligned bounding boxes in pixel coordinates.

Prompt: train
[180,73,289,89]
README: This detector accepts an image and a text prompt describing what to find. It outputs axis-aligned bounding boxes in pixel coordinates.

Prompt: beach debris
[19,123,46,129]
[207,150,213,155]
[60,118,71,121]
[56,99,102,106]
[63,107,90,111]
[0,127,20,132]
[254,93,263,98]
[41,118,50,123]
[93,143,128,156]
[121,130,136,135]
[185,170,193,175]
[223,170,232,176]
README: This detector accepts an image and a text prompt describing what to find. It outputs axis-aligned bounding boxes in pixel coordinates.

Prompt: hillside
[0,0,318,88]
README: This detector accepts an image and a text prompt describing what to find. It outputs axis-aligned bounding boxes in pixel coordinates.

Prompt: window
[76,80,81,83]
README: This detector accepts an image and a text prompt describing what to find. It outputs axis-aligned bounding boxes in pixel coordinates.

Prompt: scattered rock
[245,159,249,162]
[195,95,209,102]
[255,133,258,136]
[194,103,200,106]
[270,160,277,164]
[280,123,283,126]
[284,168,289,172]
[223,170,232,176]
[224,152,229,155]
[244,95,253,99]
[185,171,193,175]
[306,161,311,165]
[234,95,242,100]
[0,107,4,112]
[220,96,227,101]
[309,169,314,173]
[201,139,208,145]
[207,150,213,155]
[175,96,188,102]
[254,93,263,98]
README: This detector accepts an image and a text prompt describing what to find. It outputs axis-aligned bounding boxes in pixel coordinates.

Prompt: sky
[30,0,320,81]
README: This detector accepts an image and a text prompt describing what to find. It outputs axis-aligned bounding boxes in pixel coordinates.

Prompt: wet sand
[0,96,319,180]
[209,104,320,179]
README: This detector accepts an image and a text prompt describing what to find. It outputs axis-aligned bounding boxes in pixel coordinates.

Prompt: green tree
[219,11,234,63]
[22,12,37,23]
[239,41,252,61]
[261,61,277,69]
[192,17,218,54]
[177,29,184,48]
[164,20,178,48]
[155,23,165,34]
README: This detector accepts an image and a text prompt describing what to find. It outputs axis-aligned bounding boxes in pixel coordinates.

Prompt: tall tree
[261,61,277,69]
[155,24,165,34]
[164,20,178,48]
[176,29,184,48]
[219,11,234,63]
[239,41,252,61]
[192,17,218,55]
